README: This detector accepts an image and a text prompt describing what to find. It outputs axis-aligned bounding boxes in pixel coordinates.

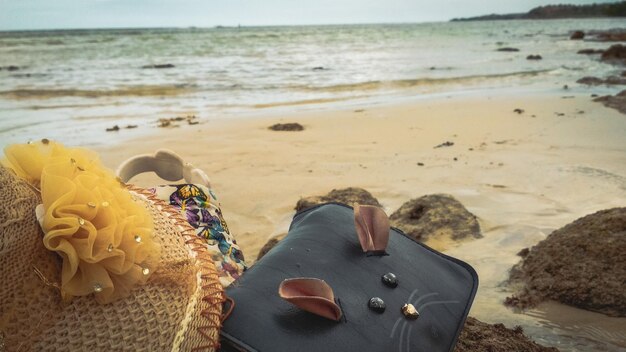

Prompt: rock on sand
[389,194,482,242]
[593,89,626,114]
[268,123,304,131]
[294,187,381,212]
[506,208,626,317]
[454,317,559,352]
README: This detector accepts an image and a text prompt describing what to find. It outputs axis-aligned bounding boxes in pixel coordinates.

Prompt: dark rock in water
[106,125,120,132]
[125,124,138,129]
[257,237,281,261]
[622,70,626,77]
[601,44,626,64]
[577,48,604,55]
[312,66,326,71]
[142,64,175,69]
[295,187,381,212]
[158,119,172,128]
[389,194,481,242]
[454,317,559,352]
[593,89,626,114]
[155,115,197,128]
[417,162,425,166]
[605,75,626,85]
[0,65,19,71]
[496,47,520,52]
[526,55,542,60]
[570,30,585,40]
[268,122,304,131]
[434,141,454,148]
[594,29,626,42]
[513,108,524,114]
[506,208,626,317]
[576,76,605,85]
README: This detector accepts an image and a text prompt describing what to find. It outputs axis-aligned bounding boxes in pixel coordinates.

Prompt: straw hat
[0,145,224,351]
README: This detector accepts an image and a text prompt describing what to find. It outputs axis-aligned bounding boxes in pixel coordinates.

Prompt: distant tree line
[451,1,626,21]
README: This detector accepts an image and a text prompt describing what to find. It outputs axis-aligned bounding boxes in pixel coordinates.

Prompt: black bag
[220,203,478,352]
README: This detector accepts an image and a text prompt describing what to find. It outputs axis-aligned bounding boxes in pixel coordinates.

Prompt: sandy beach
[98,92,626,255]
[95,91,626,349]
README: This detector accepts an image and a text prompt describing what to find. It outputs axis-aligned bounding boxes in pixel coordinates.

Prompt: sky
[0,0,620,31]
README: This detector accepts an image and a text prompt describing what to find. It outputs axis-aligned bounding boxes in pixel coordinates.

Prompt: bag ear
[278,278,342,321]
[354,203,390,252]
[116,149,210,187]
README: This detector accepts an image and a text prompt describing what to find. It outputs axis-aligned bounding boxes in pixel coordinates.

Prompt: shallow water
[443,186,626,352]
[527,302,626,351]
[1,19,625,148]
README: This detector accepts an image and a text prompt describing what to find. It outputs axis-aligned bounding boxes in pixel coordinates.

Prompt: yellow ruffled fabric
[2,140,160,304]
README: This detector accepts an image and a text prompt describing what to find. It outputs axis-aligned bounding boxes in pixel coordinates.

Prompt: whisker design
[390,317,403,338]
[392,290,458,351]
[407,289,419,305]
[405,326,413,352]
[412,292,438,308]
[418,300,460,311]
[398,321,409,352]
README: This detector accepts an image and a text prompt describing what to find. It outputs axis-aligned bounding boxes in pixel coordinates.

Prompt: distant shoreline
[0,22,439,34]
[451,2,626,21]
[0,9,625,33]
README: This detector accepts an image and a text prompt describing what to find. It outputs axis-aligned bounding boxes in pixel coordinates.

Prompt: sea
[0,19,625,148]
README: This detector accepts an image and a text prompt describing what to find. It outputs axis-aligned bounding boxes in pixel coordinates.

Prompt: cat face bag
[220,203,478,352]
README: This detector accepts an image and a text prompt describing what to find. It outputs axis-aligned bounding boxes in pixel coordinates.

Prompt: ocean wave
[0,70,553,101]
[0,85,196,99]
[85,37,117,44]
[45,39,65,46]
[301,69,554,93]
[10,73,50,79]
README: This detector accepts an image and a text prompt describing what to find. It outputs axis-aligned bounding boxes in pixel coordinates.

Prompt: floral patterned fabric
[149,183,246,287]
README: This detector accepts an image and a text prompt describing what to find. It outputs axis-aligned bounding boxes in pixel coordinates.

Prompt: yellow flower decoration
[2,140,160,304]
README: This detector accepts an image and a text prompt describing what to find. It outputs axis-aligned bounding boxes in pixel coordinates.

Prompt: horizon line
[2,16,614,33]
[0,20,452,33]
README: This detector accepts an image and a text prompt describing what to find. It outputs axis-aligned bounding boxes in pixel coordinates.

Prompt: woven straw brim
[0,166,223,351]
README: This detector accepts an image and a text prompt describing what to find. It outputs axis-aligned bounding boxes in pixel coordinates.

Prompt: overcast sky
[0,0,619,31]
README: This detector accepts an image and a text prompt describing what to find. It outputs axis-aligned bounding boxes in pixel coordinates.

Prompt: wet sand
[98,92,626,351]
